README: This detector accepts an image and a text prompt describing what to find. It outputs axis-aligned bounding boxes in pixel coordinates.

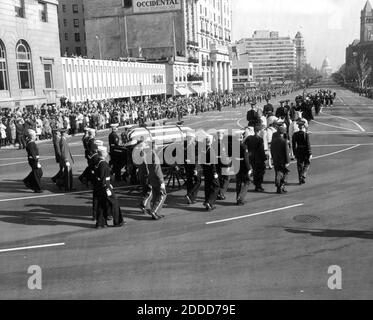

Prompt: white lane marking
[206,204,304,225]
[312,143,373,147]
[0,243,65,254]
[0,186,132,203]
[309,131,371,135]
[312,120,359,132]
[320,111,366,132]
[311,145,360,160]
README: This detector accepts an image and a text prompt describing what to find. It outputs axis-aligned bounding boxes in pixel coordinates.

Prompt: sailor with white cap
[93,145,125,229]
[23,129,43,193]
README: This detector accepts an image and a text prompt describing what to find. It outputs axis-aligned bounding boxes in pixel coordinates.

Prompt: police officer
[94,145,125,229]
[235,132,251,206]
[292,120,312,185]
[23,130,43,193]
[244,125,266,192]
[199,134,219,212]
[108,123,122,181]
[216,129,231,201]
[184,132,201,205]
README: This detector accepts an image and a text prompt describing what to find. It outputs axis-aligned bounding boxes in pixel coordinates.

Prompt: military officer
[199,134,219,212]
[263,98,274,118]
[23,130,43,193]
[56,128,75,192]
[247,101,261,127]
[292,120,312,185]
[79,128,97,186]
[108,123,122,181]
[244,125,266,192]
[184,132,201,205]
[235,132,252,206]
[94,145,125,229]
[51,129,62,184]
[216,129,231,201]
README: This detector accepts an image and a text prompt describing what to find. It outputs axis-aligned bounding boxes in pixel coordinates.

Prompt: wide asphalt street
[0,80,372,299]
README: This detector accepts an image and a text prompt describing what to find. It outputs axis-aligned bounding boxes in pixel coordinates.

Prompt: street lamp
[95,35,102,60]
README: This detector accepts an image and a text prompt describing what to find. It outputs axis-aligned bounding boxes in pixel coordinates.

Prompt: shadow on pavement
[285,227,373,240]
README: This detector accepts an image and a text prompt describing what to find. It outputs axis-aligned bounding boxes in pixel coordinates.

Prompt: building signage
[133,0,181,13]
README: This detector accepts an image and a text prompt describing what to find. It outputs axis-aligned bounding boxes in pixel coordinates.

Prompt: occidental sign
[133,0,181,13]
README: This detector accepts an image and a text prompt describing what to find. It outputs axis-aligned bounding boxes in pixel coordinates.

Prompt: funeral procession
[0,0,373,302]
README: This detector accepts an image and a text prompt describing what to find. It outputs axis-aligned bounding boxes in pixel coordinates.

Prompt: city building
[0,0,64,110]
[231,46,254,90]
[235,31,296,84]
[321,57,333,78]
[83,0,233,95]
[294,31,307,72]
[57,0,87,57]
[346,1,373,68]
[61,57,166,102]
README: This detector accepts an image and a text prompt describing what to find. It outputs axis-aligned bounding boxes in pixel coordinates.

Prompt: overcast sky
[231,0,367,71]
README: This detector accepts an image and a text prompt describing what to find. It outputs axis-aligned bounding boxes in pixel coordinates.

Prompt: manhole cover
[293,215,321,223]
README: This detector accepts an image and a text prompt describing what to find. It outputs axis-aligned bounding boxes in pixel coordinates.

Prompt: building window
[63,19,67,27]
[75,47,82,56]
[44,64,53,88]
[15,0,25,18]
[16,40,34,89]
[232,69,238,76]
[62,4,66,12]
[122,0,133,8]
[73,19,79,27]
[75,33,81,42]
[0,40,9,91]
[38,1,47,22]
[65,33,68,41]
[72,4,78,13]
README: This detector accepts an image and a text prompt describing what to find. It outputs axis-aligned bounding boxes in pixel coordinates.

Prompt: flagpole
[124,15,129,57]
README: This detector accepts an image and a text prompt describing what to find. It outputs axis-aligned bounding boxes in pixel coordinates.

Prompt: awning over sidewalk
[175,87,192,96]
[189,85,205,94]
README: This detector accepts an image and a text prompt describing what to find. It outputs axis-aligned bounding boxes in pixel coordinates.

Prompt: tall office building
[58,0,87,57]
[83,0,233,95]
[0,0,63,109]
[235,31,296,84]
[294,31,307,72]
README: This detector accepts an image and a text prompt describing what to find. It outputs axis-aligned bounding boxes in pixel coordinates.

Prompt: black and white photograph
[0,0,372,304]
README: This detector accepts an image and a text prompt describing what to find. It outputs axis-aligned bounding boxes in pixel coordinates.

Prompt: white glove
[66,161,70,167]
[310,155,313,160]
[213,173,219,180]
[106,189,112,197]
[248,169,253,176]
[193,170,198,176]
[285,163,290,168]
[37,163,41,169]
[160,183,166,190]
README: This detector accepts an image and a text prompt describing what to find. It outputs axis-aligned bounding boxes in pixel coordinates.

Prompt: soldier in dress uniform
[23,130,43,193]
[199,134,219,212]
[79,128,97,186]
[263,98,274,118]
[292,120,312,185]
[247,101,261,127]
[51,129,62,184]
[90,140,104,221]
[94,146,125,229]
[270,126,291,194]
[56,128,75,191]
[108,123,122,181]
[235,132,252,206]
[216,129,231,201]
[275,101,288,120]
[244,125,266,192]
[184,132,201,205]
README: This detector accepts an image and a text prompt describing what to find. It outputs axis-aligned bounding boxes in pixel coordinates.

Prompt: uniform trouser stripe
[154,194,166,215]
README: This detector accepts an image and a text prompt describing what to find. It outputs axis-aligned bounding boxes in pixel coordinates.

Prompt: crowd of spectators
[0,86,296,150]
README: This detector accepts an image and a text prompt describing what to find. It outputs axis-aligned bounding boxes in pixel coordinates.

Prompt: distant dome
[322,57,331,68]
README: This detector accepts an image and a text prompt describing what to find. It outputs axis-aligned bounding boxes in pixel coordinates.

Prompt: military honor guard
[79,128,98,186]
[56,128,75,192]
[235,132,252,206]
[216,130,231,201]
[199,134,219,212]
[51,129,62,184]
[244,126,266,192]
[184,132,201,205]
[292,120,312,185]
[108,123,122,182]
[23,130,43,193]
[93,145,125,229]
[270,126,291,194]
[263,98,274,118]
[247,101,261,128]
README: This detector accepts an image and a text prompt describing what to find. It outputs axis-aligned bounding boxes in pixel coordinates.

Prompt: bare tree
[357,53,372,89]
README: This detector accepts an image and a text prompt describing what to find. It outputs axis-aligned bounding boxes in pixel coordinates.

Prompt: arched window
[0,40,9,91]
[16,40,34,89]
